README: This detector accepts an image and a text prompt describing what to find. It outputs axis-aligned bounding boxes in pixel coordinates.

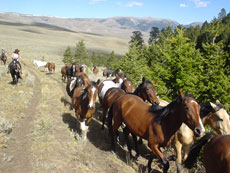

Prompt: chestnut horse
[66,76,84,98]
[75,72,91,87]
[45,62,55,73]
[108,91,205,173]
[100,79,133,129]
[184,133,230,173]
[134,77,160,105]
[72,81,100,139]
[173,101,230,167]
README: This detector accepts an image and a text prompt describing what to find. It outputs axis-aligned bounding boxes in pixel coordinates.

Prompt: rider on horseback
[8,49,22,74]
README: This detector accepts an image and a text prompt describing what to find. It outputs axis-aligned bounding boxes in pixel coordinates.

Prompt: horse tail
[184,133,213,169]
[107,100,116,136]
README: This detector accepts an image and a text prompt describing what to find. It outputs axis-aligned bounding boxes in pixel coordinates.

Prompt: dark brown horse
[61,64,71,82]
[75,72,91,86]
[0,51,7,65]
[66,76,84,98]
[100,79,133,129]
[72,81,100,139]
[184,133,230,173]
[108,91,205,173]
[134,77,160,105]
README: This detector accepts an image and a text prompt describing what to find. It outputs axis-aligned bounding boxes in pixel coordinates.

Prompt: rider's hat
[14,49,20,54]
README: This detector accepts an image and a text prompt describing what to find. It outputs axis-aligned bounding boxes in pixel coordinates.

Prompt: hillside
[0,17,129,66]
[0,12,181,40]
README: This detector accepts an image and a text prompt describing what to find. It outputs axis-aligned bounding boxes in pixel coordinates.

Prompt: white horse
[33,60,47,71]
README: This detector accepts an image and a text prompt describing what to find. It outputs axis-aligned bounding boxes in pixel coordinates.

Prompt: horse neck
[160,104,183,141]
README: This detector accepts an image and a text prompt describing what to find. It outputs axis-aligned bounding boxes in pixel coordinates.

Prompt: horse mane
[149,100,177,123]
[134,79,154,95]
[184,133,213,169]
[150,92,195,123]
[200,102,225,118]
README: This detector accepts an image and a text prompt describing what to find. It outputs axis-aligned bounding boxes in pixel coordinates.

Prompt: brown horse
[134,77,159,105]
[66,76,84,98]
[184,133,230,173]
[0,52,7,65]
[108,91,205,173]
[103,69,113,77]
[173,101,230,166]
[75,72,91,86]
[61,64,71,82]
[72,81,100,139]
[45,62,55,73]
[100,79,133,129]
[93,66,99,74]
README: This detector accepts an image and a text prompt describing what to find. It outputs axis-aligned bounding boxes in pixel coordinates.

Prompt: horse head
[135,77,160,105]
[203,101,230,135]
[121,79,133,93]
[82,82,99,110]
[178,91,205,137]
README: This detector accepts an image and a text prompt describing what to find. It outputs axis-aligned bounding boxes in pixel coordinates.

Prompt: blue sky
[0,0,229,24]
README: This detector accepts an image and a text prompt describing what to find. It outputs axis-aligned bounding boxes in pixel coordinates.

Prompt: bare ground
[0,60,204,173]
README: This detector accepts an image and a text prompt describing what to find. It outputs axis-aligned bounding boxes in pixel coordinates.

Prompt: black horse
[9,60,22,84]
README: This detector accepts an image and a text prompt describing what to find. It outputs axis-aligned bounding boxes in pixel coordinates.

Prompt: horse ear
[179,90,185,98]
[96,79,100,85]
[210,102,218,111]
[142,77,145,83]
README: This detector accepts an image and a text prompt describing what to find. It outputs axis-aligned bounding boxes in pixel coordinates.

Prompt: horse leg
[173,136,183,164]
[148,143,169,173]
[101,107,108,130]
[131,132,140,160]
[183,144,190,162]
[123,127,133,160]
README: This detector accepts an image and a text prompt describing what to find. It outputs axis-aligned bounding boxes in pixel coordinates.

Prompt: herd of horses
[1,54,230,172]
[63,63,230,173]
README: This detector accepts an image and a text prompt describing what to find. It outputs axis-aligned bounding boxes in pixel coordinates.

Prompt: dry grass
[0,17,128,69]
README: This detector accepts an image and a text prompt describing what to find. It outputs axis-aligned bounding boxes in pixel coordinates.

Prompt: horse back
[104,88,126,108]
[114,94,155,139]
[203,135,230,173]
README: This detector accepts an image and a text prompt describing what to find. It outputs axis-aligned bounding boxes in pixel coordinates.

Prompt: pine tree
[74,40,88,64]
[63,46,73,64]
[106,51,118,69]
[129,31,144,48]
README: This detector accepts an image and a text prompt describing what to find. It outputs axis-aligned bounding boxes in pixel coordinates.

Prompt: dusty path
[0,62,192,173]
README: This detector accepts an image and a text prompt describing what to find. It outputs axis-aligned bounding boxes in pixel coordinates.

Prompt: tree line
[63,8,230,111]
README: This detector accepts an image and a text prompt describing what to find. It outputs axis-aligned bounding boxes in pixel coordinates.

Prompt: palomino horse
[173,101,230,167]
[93,66,99,74]
[0,52,7,65]
[184,133,230,173]
[9,60,22,84]
[45,62,55,73]
[101,79,133,129]
[108,91,205,173]
[72,81,100,139]
[134,77,160,105]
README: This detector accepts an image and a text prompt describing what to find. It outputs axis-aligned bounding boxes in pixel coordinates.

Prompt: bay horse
[45,62,55,73]
[134,77,160,105]
[184,133,230,173]
[107,91,205,173]
[72,81,100,139]
[0,51,7,65]
[100,79,134,129]
[9,60,22,84]
[61,64,71,82]
[93,66,99,75]
[74,72,91,87]
[66,63,81,79]
[173,101,230,167]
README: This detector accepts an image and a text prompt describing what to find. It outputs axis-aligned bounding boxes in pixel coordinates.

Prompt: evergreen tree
[148,27,160,45]
[129,31,144,48]
[63,46,73,64]
[218,8,226,20]
[106,51,118,69]
[74,40,88,64]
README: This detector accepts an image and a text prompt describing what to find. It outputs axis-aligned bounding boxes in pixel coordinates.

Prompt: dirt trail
[0,62,186,173]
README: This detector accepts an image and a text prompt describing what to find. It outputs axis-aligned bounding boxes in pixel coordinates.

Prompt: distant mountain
[0,12,202,40]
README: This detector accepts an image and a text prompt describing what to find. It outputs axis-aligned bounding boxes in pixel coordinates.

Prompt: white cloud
[89,0,106,5]
[180,3,188,7]
[189,0,209,8]
[116,1,143,7]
